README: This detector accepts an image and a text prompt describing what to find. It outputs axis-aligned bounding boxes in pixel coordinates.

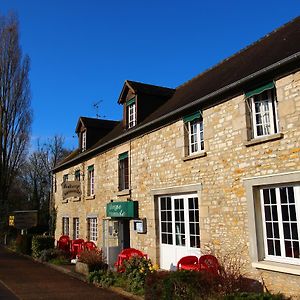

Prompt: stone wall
[54,70,300,298]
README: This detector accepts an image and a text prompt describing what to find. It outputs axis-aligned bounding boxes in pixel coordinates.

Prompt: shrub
[145,270,219,300]
[88,270,117,288]
[31,235,55,258]
[121,256,157,295]
[39,248,69,262]
[78,249,108,272]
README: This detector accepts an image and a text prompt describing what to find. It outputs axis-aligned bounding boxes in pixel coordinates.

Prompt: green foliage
[31,235,55,258]
[15,234,32,255]
[145,270,218,300]
[49,257,69,265]
[88,270,116,288]
[39,248,69,262]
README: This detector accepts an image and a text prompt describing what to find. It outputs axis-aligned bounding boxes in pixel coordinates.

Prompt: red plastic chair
[84,241,97,251]
[198,255,220,276]
[70,239,84,259]
[115,248,147,272]
[57,235,70,253]
[177,255,199,271]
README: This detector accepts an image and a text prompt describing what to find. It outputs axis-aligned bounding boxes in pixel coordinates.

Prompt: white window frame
[73,217,80,240]
[260,185,300,265]
[82,131,86,151]
[87,167,94,196]
[62,217,69,236]
[188,118,204,155]
[87,217,98,242]
[250,89,279,138]
[127,102,136,128]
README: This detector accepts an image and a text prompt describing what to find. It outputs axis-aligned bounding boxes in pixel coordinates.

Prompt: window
[260,185,300,264]
[126,98,136,128]
[87,165,94,196]
[63,174,68,182]
[183,111,204,155]
[118,152,129,191]
[81,131,86,151]
[87,217,98,242]
[62,217,69,236]
[75,170,80,181]
[246,83,279,139]
[73,217,79,240]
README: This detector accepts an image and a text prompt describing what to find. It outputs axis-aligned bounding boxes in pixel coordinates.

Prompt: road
[0,246,129,300]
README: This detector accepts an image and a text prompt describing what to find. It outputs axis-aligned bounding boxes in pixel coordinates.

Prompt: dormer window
[127,98,136,128]
[81,131,86,152]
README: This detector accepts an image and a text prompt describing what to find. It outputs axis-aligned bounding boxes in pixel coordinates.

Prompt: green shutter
[245,82,274,98]
[126,97,136,106]
[119,152,128,160]
[183,111,201,123]
[87,165,94,171]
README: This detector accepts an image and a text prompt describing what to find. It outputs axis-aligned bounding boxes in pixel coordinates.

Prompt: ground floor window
[62,217,69,236]
[260,185,300,264]
[87,217,98,242]
[73,217,79,240]
[159,194,200,270]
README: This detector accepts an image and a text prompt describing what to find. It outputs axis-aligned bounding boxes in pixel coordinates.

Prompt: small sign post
[9,210,38,231]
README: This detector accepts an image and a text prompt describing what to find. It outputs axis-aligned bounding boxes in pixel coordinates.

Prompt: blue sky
[1,1,300,149]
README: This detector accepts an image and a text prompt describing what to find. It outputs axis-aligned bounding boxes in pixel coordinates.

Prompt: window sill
[183,151,207,161]
[244,133,284,147]
[252,261,300,276]
[117,189,131,196]
[86,195,95,200]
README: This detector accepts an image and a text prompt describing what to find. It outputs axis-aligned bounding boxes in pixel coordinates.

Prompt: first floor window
[159,195,200,248]
[118,152,129,191]
[246,83,279,139]
[259,185,300,264]
[62,217,69,236]
[87,165,94,196]
[183,111,204,156]
[73,217,79,240]
[87,217,98,242]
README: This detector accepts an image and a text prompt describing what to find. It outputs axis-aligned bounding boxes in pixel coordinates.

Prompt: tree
[20,136,71,230]
[0,14,32,229]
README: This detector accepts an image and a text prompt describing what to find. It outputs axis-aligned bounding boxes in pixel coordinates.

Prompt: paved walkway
[0,246,129,300]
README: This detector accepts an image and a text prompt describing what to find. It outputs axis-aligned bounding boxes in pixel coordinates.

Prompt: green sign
[107,201,138,218]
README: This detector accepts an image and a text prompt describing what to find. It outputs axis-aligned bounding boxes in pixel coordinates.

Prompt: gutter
[53,51,300,172]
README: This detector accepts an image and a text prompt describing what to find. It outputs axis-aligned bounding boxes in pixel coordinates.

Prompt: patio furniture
[198,254,220,276]
[84,241,97,251]
[115,248,147,272]
[70,239,84,259]
[177,255,199,271]
[57,235,70,253]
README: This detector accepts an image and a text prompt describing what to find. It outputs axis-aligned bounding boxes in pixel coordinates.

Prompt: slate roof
[54,16,300,171]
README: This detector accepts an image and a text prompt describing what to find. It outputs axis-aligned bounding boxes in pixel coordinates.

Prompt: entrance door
[119,219,130,249]
[159,194,200,270]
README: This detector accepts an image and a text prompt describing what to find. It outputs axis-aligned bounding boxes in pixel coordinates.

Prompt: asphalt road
[0,246,129,300]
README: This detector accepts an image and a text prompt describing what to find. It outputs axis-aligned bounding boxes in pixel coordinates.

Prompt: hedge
[31,235,55,259]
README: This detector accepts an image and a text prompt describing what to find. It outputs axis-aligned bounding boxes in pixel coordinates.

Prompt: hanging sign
[10,210,38,229]
[107,201,138,218]
[61,181,81,199]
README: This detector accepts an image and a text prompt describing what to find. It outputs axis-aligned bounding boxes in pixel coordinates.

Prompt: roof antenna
[92,100,106,119]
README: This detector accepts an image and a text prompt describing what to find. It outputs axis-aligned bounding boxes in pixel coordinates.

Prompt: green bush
[88,270,117,288]
[31,235,55,258]
[145,270,219,300]
[39,248,69,262]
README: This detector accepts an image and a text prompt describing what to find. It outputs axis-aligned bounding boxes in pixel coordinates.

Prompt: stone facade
[54,70,300,298]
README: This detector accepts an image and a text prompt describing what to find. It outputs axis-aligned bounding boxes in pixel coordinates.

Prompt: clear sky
[1,1,300,149]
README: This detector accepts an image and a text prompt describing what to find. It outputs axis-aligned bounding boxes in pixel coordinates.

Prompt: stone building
[53,17,300,297]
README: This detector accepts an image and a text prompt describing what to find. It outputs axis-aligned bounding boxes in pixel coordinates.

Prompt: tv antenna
[93,100,106,119]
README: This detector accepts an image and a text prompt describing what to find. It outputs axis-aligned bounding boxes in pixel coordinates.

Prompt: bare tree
[0,14,32,229]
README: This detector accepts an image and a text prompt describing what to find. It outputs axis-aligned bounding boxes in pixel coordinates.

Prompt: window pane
[161,198,166,210]
[270,189,276,204]
[288,187,295,203]
[290,205,296,221]
[283,223,291,239]
[280,188,287,203]
[267,239,274,255]
[273,223,279,239]
[264,206,271,221]
[272,205,278,221]
[266,223,273,238]
[293,241,299,258]
[263,189,270,204]
[285,241,292,257]
[281,205,289,221]
[275,240,281,256]
[292,223,298,240]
